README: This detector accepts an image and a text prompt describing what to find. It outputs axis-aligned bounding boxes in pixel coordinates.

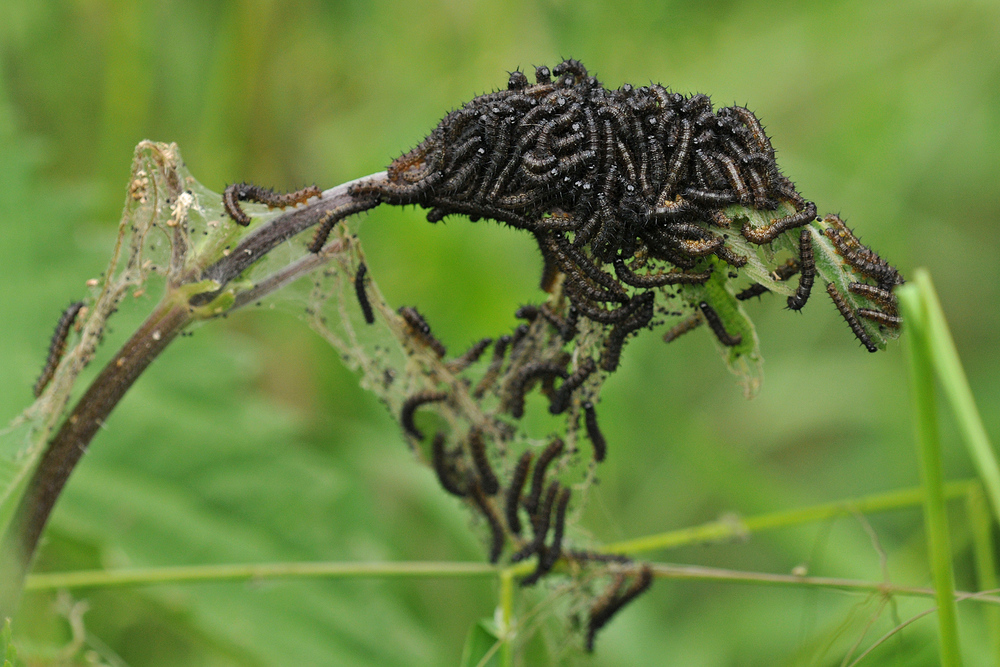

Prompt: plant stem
[498,569,514,667]
[603,481,976,555]
[898,278,963,667]
[23,559,1000,607]
[24,561,498,591]
[0,176,386,619]
[0,299,194,617]
[646,563,998,604]
[196,173,384,298]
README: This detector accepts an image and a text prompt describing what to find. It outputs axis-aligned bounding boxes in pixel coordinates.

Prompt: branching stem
[0,175,387,618]
[196,173,385,298]
[22,560,1000,608]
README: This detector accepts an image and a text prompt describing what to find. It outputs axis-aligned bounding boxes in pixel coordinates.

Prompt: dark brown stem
[1,300,193,616]
[0,175,387,619]
[0,174,387,618]
[195,172,385,300]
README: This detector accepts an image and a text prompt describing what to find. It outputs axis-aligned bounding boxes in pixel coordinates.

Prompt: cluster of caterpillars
[423,419,653,648]
[220,59,903,362]
[212,60,907,651]
[221,60,823,370]
[385,300,650,649]
[730,216,902,350]
[395,304,607,459]
[821,214,903,351]
[340,58,825,370]
[408,411,578,576]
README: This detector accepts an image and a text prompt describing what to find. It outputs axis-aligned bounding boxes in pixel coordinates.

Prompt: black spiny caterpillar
[34,301,85,397]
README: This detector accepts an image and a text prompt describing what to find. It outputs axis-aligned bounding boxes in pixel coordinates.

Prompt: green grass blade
[898,279,963,667]
[966,483,1000,663]
[914,270,1000,522]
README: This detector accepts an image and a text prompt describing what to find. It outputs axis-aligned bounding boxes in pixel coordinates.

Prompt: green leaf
[677,255,763,398]
[1,619,20,667]
[808,219,900,350]
[459,619,500,667]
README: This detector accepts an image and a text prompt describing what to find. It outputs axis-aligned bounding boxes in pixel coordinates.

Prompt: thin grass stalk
[604,481,976,555]
[898,279,963,667]
[23,560,1000,606]
[499,569,514,667]
[966,483,1000,663]
[914,270,1000,523]
[25,481,980,590]
[24,561,498,590]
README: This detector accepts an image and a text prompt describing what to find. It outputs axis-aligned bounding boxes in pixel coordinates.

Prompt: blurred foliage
[1,0,999,664]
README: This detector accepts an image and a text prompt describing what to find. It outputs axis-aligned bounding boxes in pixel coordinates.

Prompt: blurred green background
[2,0,999,664]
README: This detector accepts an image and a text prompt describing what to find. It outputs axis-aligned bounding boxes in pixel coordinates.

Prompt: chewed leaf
[677,256,763,398]
[810,220,901,350]
[723,201,800,298]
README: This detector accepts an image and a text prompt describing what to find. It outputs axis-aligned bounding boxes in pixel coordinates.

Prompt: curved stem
[0,299,193,617]
[0,175,388,619]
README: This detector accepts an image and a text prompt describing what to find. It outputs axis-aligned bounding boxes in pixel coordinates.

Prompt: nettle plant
[2,61,910,658]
